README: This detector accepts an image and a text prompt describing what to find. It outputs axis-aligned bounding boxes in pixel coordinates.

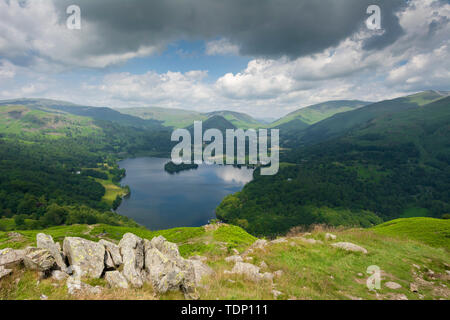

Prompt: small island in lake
[164,161,199,174]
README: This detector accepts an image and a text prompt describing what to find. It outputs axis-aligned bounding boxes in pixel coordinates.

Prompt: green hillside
[217,92,450,236]
[292,91,448,146]
[187,115,237,134]
[0,105,101,138]
[271,100,370,128]
[0,99,163,130]
[372,218,450,249]
[206,111,262,129]
[0,100,175,232]
[1,219,449,300]
[115,106,207,128]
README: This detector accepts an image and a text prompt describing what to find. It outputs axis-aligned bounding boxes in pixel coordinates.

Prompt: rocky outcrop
[37,233,67,272]
[144,235,211,298]
[23,247,56,273]
[332,242,368,254]
[2,232,212,298]
[119,233,145,287]
[63,237,105,278]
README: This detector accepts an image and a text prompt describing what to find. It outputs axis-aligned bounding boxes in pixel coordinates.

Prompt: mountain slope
[206,111,262,129]
[217,92,450,236]
[114,106,207,128]
[0,104,101,138]
[271,100,370,128]
[187,115,236,134]
[0,99,163,130]
[116,108,263,129]
[291,91,448,146]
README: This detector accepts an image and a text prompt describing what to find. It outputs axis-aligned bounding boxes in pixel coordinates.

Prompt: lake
[116,157,254,230]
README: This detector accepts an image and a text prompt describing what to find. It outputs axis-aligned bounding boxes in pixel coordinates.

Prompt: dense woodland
[216,95,450,236]
[1,93,449,236]
[0,105,174,230]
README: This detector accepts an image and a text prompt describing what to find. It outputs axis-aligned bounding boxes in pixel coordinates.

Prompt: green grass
[372,218,450,249]
[1,218,449,300]
[0,223,254,258]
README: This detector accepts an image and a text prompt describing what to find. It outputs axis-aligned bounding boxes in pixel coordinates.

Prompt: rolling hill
[0,99,164,130]
[114,106,207,128]
[205,111,262,129]
[116,107,263,129]
[271,100,370,128]
[285,91,449,147]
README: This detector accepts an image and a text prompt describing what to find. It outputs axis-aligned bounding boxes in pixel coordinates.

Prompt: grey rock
[99,239,123,268]
[225,255,243,263]
[23,247,56,273]
[325,233,337,241]
[251,239,268,249]
[37,233,67,272]
[63,237,105,278]
[144,246,183,292]
[119,233,145,287]
[144,236,202,299]
[0,265,13,280]
[274,270,283,278]
[51,270,69,281]
[150,235,182,262]
[261,272,274,281]
[229,262,261,281]
[271,238,288,244]
[385,281,402,290]
[105,271,129,289]
[188,259,214,286]
[259,261,268,269]
[0,248,25,268]
[66,276,102,295]
[272,290,283,299]
[410,283,418,292]
[332,242,368,254]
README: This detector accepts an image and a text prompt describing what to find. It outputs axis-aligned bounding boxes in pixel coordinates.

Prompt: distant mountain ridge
[0,98,164,130]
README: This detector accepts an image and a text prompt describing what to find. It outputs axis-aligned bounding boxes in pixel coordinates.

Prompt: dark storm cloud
[54,0,407,58]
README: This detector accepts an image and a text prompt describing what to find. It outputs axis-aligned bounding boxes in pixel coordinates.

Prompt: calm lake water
[116,157,254,230]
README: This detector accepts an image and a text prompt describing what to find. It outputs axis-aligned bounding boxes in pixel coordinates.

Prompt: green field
[372,218,450,249]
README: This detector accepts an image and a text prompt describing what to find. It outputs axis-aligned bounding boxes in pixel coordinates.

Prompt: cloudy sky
[0,0,449,118]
